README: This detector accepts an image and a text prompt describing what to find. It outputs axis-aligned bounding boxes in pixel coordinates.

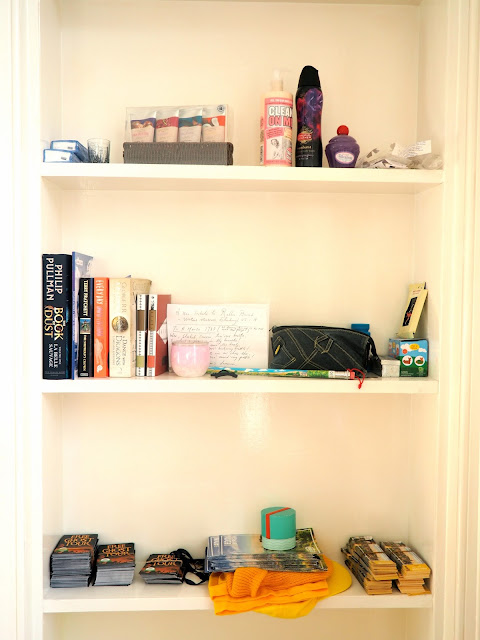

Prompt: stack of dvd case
[93,543,136,586]
[50,534,98,588]
[205,528,328,573]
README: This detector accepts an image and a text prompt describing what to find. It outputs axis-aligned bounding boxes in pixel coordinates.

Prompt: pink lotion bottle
[260,70,293,167]
[325,125,360,168]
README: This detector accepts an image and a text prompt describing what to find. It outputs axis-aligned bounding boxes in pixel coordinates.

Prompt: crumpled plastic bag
[357,140,443,169]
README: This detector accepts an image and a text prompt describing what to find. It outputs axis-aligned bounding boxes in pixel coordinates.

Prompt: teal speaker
[261,507,296,550]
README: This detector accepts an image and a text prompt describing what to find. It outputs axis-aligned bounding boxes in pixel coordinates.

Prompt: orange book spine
[94,277,109,377]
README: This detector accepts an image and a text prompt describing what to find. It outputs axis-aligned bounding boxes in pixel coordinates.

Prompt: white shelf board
[43,578,432,613]
[41,374,438,394]
[175,0,421,5]
[40,163,444,194]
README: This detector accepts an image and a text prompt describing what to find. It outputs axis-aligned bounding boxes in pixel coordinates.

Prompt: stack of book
[205,528,328,573]
[380,541,431,595]
[341,536,398,595]
[50,534,98,588]
[93,543,136,586]
[42,252,171,380]
[139,554,185,584]
[135,293,171,377]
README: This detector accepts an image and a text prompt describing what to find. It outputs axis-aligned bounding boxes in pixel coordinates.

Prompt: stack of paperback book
[50,534,98,588]
[93,543,136,586]
[139,554,185,584]
[205,528,328,573]
[341,536,398,595]
[380,541,431,595]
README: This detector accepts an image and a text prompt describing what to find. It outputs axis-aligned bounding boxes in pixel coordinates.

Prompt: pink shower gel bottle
[325,125,360,168]
[260,70,293,167]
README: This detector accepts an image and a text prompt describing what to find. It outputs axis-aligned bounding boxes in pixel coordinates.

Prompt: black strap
[171,548,209,585]
[367,336,382,375]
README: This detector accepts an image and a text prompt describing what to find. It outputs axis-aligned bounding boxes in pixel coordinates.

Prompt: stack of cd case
[93,543,136,586]
[50,534,98,588]
[44,140,88,163]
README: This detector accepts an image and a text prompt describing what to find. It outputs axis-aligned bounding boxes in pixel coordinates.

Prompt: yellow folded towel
[257,560,352,618]
[208,556,352,618]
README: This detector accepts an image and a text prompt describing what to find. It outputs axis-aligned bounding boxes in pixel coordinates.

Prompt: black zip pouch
[270,326,382,375]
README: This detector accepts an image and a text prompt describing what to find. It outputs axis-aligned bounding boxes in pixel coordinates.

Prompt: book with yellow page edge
[346,536,398,580]
[379,541,431,579]
[380,541,431,594]
[342,548,393,595]
[395,577,430,595]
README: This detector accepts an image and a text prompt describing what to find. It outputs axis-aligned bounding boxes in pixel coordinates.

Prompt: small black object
[211,369,237,378]
[298,65,321,89]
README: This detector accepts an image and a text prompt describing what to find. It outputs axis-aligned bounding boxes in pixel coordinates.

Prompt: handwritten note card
[167,304,270,368]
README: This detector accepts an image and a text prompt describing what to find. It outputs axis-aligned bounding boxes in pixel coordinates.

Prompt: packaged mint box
[388,338,428,377]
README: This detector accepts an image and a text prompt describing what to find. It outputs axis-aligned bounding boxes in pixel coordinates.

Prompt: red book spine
[154,295,171,376]
[94,278,109,377]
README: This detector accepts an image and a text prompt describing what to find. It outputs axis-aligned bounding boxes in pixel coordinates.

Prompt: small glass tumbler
[171,342,210,378]
[87,138,110,163]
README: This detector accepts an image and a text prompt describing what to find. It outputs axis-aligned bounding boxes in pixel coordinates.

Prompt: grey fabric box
[123,142,233,165]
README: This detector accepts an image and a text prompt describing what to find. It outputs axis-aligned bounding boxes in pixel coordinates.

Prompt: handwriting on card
[167,304,269,368]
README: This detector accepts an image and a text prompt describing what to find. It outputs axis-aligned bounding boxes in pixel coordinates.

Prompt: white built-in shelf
[42,531,433,613]
[40,164,444,194]
[42,579,432,613]
[41,374,438,394]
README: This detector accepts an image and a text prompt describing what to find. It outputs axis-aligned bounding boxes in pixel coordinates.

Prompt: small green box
[388,339,428,377]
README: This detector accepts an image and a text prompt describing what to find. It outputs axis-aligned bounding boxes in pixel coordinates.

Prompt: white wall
[57,1,420,165]
[1,0,18,635]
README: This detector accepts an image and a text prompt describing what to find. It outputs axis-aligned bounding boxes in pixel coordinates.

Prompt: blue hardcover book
[72,253,94,379]
[42,254,72,379]
[43,149,82,163]
[50,139,89,162]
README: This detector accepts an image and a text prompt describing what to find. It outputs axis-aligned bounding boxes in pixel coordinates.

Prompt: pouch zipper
[271,325,368,337]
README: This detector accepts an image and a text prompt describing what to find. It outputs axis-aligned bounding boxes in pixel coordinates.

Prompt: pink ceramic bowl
[171,341,210,378]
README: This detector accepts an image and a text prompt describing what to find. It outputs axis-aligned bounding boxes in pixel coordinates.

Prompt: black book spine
[78,277,94,377]
[42,254,72,379]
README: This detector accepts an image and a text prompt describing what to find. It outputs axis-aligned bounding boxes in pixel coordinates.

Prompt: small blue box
[43,149,82,163]
[50,140,88,162]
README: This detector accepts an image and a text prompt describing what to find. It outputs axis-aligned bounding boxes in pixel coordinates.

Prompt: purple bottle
[325,125,360,168]
[295,66,323,167]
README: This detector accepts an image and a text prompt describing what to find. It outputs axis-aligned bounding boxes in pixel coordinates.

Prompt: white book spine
[146,295,158,377]
[135,294,147,376]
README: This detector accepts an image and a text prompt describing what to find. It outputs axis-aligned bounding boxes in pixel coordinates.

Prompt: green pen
[206,366,356,379]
